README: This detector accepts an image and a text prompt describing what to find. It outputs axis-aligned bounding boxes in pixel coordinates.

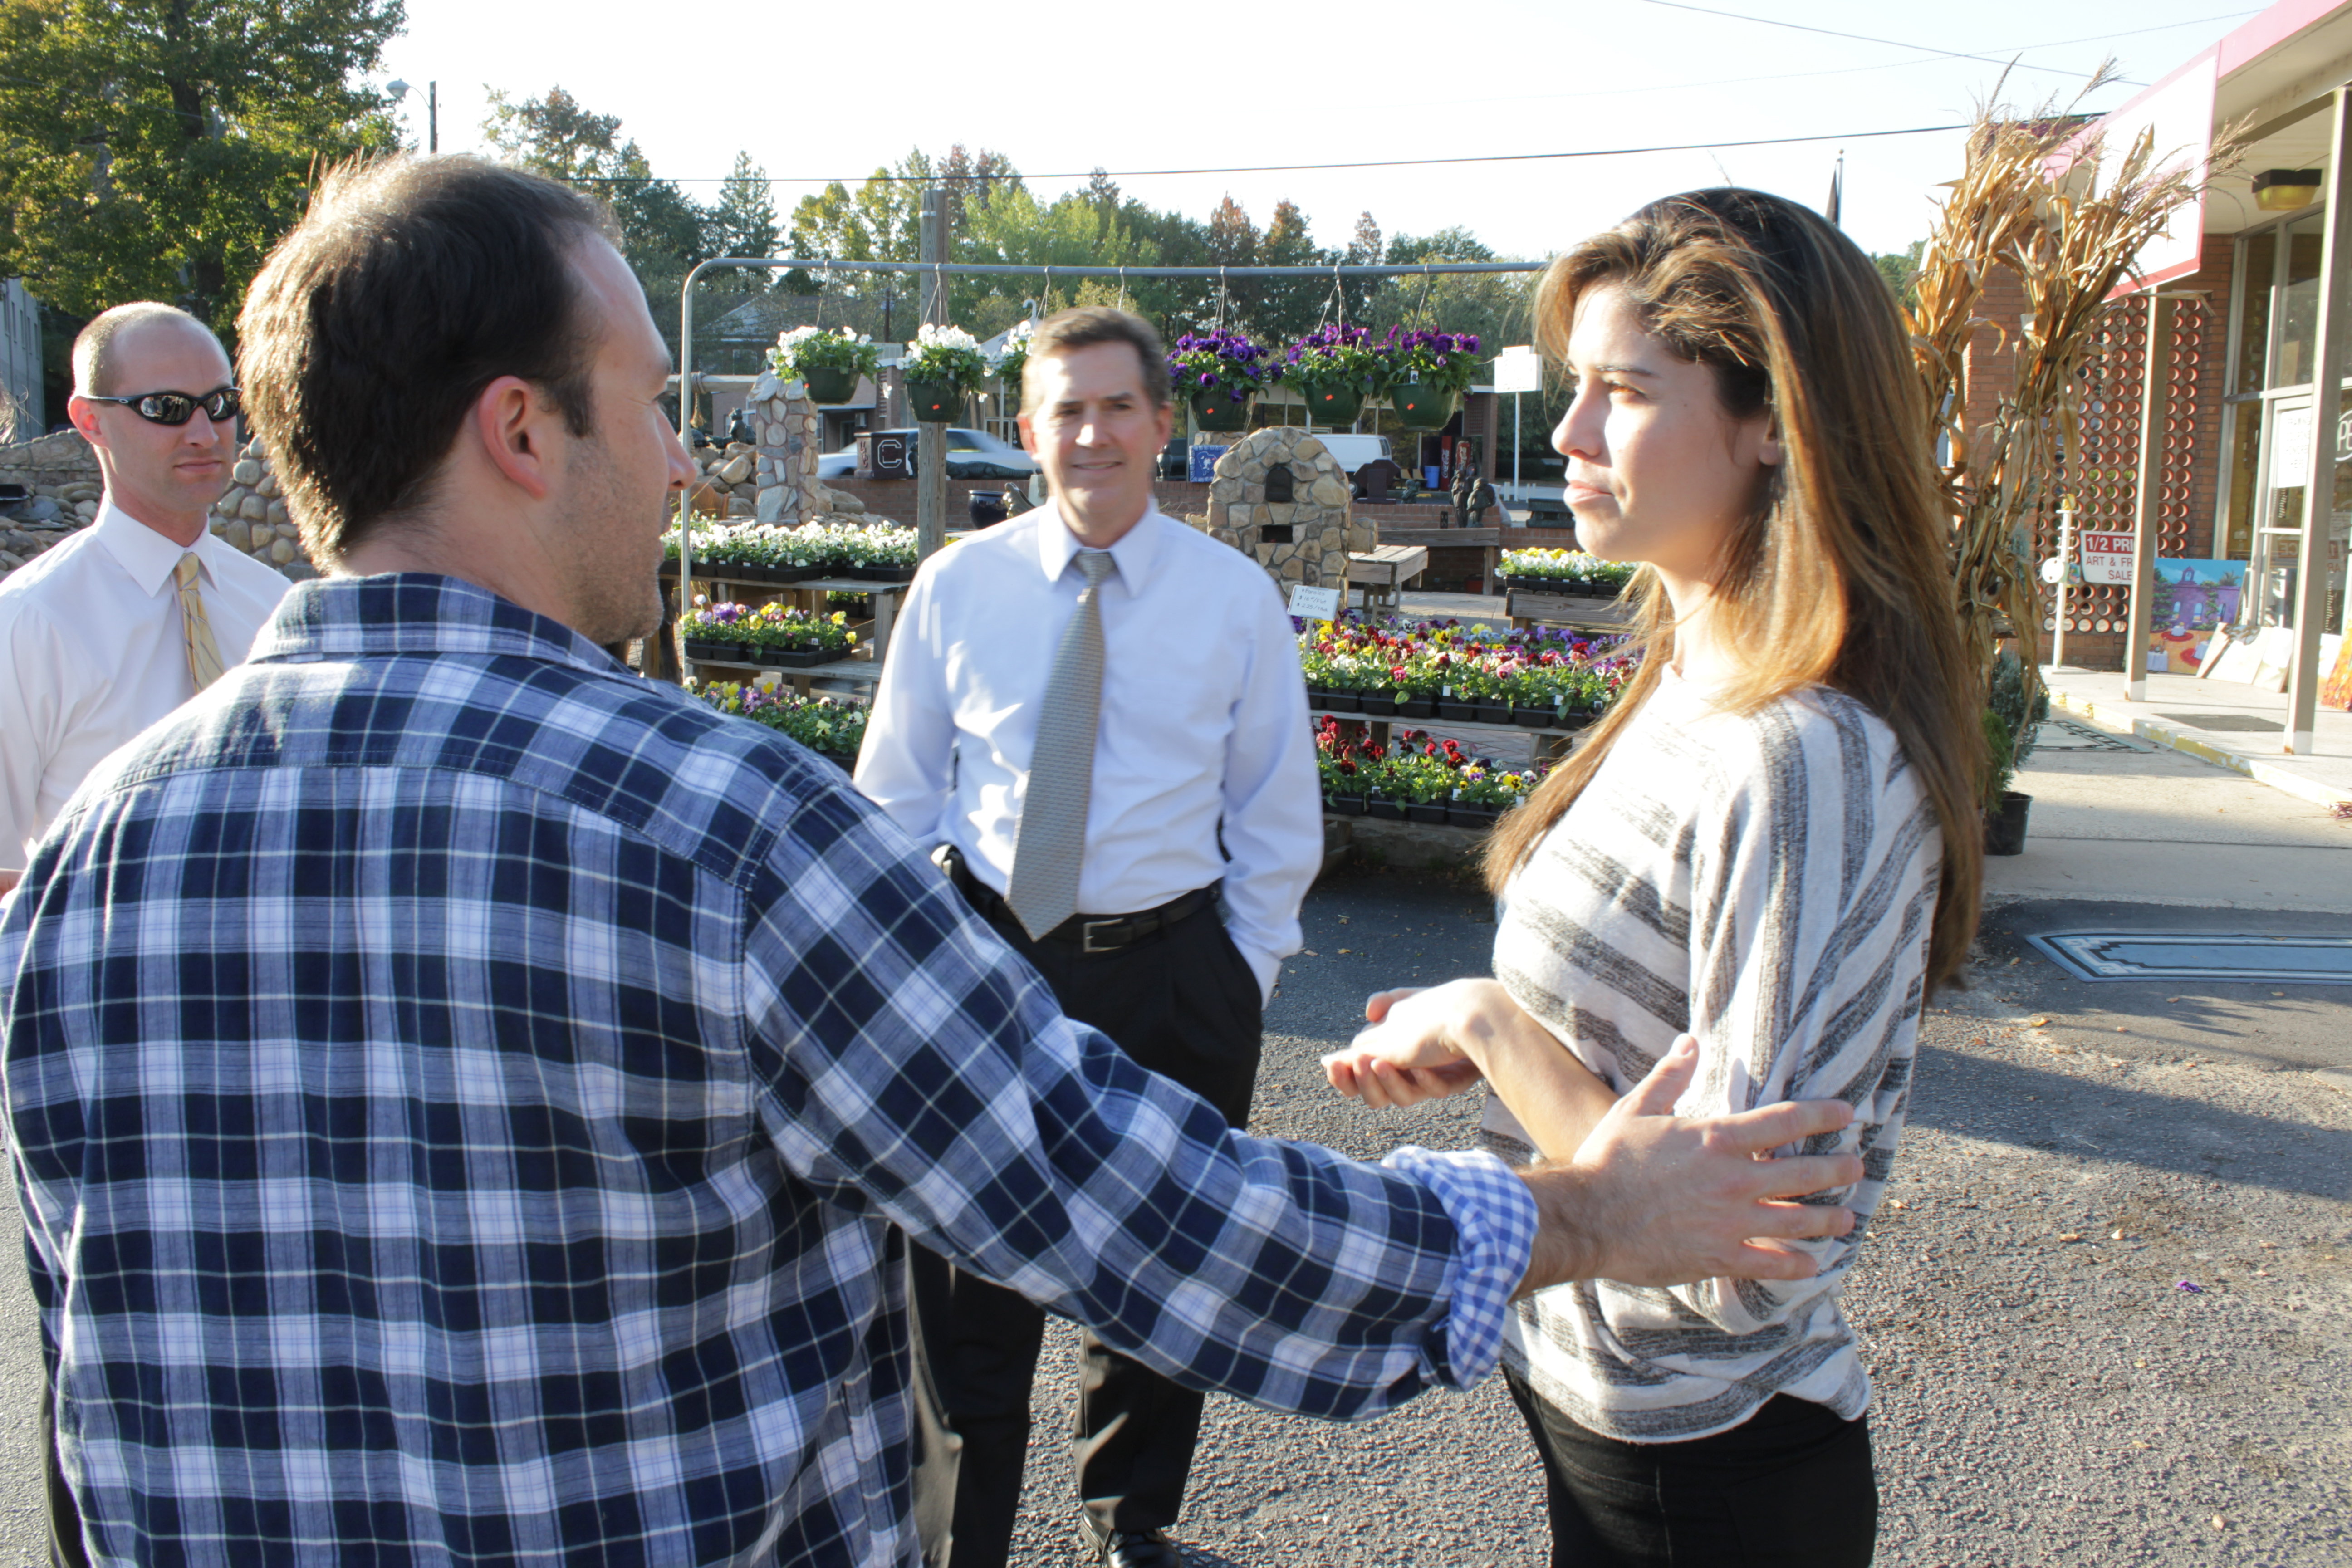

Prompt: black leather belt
[940,847,1220,955]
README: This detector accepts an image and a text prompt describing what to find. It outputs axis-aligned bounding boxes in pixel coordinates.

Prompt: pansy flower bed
[689,680,869,764]
[679,598,860,667]
[1316,719,1547,828]
[1296,614,1639,730]
[1497,548,1640,598]
[664,521,921,583]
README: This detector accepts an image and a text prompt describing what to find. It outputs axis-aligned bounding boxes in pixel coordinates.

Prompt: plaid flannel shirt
[0,575,1534,1567]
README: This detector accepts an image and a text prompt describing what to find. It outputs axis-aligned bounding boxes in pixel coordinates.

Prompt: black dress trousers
[910,892,1263,1568]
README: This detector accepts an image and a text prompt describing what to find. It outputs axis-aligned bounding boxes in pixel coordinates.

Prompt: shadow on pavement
[1908,1043,2348,1200]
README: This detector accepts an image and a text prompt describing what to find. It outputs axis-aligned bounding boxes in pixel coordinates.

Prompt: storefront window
[2223,403,2260,557]
[2233,230,2274,396]
[2271,215,2327,387]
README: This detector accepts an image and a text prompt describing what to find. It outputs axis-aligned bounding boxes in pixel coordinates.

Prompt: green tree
[0,0,404,343]
[1873,239,1925,310]
[482,86,715,348]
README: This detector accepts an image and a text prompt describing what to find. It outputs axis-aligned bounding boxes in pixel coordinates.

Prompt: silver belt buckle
[1080,917,1125,954]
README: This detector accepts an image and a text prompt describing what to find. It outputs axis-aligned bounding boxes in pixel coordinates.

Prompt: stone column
[749,371,825,526]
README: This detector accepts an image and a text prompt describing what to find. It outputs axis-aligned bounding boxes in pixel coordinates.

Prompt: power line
[570,120,1971,187]
[1635,0,2254,81]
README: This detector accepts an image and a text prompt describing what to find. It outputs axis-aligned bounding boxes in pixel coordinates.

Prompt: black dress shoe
[1078,1519,1186,1568]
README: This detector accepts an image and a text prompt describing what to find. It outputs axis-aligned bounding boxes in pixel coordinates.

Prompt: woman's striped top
[1481,667,1941,1443]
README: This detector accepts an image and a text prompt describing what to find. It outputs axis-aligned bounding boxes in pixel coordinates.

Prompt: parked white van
[1308,433,1392,475]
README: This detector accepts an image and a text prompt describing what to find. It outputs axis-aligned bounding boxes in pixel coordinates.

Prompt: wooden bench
[1346,545,1428,611]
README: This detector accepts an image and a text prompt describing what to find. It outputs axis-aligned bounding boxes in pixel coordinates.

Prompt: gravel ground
[987,870,2352,1568]
[0,867,2342,1566]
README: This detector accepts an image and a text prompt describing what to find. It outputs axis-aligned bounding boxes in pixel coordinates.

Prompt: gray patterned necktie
[1006,550,1117,941]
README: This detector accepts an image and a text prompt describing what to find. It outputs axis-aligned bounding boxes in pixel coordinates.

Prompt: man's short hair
[236,155,619,566]
[71,304,225,398]
[1022,307,1171,412]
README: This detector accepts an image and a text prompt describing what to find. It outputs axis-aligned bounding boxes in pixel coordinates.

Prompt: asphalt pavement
[0,704,2344,1565]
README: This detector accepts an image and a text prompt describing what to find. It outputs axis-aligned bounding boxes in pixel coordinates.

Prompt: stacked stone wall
[0,429,312,582]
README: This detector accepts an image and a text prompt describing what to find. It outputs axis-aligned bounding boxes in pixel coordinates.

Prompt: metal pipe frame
[2286,86,2352,754]
[670,251,1551,666]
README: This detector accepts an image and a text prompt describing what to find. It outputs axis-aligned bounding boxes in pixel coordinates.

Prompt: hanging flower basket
[801,366,858,405]
[1305,384,1362,425]
[1388,386,1458,429]
[1192,394,1254,431]
[906,382,960,421]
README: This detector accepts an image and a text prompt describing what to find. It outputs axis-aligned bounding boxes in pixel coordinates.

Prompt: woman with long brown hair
[1323,188,1982,1566]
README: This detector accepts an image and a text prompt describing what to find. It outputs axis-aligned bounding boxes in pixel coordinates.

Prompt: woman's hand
[1322,981,1497,1110]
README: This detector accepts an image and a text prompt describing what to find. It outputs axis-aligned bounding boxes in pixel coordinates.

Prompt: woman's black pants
[1504,1367,1878,1568]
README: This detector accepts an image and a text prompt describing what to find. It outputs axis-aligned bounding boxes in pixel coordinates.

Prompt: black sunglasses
[83,387,240,426]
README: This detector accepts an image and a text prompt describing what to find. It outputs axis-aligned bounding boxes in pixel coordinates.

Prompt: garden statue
[1451,456,1497,528]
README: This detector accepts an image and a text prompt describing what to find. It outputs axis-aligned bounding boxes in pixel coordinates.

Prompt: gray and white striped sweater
[1483,668,1940,1443]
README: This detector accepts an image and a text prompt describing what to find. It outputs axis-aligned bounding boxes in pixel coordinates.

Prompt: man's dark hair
[1022,306,1171,412]
[237,156,619,565]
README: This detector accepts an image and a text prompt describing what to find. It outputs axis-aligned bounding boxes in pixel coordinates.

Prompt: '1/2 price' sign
[2078,531,2136,586]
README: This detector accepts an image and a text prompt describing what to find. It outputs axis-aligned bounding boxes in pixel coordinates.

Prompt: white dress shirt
[0,499,291,866]
[856,503,1321,1001]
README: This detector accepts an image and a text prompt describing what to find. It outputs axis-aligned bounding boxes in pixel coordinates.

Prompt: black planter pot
[800,365,858,405]
[1984,791,2032,856]
[1329,795,1368,817]
[1396,696,1436,720]
[1436,699,1478,723]
[683,639,750,664]
[1447,803,1500,828]
[1512,706,1555,728]
[1473,701,1512,725]
[1365,797,1406,821]
[1359,693,1398,717]
[1404,802,1449,825]
[757,646,838,669]
[1305,687,1334,710]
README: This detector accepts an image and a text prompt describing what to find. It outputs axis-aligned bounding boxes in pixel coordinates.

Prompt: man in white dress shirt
[857,307,1321,1568]
[0,303,288,894]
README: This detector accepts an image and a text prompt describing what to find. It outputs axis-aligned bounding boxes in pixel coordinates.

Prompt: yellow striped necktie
[175,551,225,692]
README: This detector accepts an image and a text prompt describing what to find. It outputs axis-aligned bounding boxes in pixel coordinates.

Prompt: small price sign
[1287,584,1343,621]
[2079,531,2136,586]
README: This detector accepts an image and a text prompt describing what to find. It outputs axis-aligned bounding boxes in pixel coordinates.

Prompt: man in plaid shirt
[0,158,1863,1567]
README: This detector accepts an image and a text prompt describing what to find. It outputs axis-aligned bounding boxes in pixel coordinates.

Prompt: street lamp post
[387,78,437,154]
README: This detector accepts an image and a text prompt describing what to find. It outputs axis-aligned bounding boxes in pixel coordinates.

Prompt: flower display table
[1309,707,1583,769]
[673,573,912,691]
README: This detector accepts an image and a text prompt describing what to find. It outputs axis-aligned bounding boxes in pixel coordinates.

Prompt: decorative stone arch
[1202,428,1369,592]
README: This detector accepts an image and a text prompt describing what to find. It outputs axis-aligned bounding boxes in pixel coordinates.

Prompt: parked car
[815,427,1039,481]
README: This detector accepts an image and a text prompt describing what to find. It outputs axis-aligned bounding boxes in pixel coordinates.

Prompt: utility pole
[916,186,949,563]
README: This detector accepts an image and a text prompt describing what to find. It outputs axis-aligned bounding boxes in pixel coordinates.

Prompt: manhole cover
[2032,716,2146,752]
[2158,712,2285,733]
[2027,931,2352,984]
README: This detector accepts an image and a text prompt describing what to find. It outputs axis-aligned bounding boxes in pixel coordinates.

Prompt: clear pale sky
[378,1,2258,268]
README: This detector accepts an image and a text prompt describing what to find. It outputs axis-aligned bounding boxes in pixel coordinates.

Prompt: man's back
[3,573,1522,1565]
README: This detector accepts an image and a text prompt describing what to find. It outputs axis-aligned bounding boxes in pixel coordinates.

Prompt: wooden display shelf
[1309,706,1583,763]
[1506,588,1635,632]
[1346,545,1428,612]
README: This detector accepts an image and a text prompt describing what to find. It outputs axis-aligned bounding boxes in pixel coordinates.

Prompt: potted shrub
[1982,649,2047,855]
[901,323,990,421]
[1282,324,1380,427]
[1376,328,1482,430]
[771,326,881,407]
[1169,330,1274,431]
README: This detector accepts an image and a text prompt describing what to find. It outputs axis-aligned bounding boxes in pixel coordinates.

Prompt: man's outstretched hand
[1516,1036,1860,1293]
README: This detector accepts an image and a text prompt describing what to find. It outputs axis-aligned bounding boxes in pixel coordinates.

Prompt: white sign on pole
[2079,530,2136,586]
[2049,48,2218,293]
[1287,584,1343,621]
[1492,346,1543,395]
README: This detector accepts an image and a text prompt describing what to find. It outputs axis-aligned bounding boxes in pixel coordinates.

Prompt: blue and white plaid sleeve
[1379,1147,1537,1388]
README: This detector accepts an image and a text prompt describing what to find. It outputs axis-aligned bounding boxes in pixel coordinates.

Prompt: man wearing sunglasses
[0,303,289,898]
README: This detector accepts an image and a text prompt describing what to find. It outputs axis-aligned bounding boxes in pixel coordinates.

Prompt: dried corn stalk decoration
[1903,80,2243,750]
